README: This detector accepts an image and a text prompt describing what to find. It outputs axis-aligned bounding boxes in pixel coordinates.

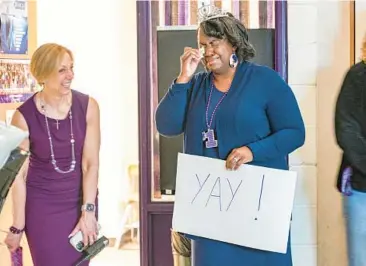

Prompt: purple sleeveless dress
[18,90,91,266]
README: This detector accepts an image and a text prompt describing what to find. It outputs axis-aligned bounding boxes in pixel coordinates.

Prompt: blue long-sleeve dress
[155,61,305,266]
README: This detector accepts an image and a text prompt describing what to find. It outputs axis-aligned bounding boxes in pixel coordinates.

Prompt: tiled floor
[90,247,140,266]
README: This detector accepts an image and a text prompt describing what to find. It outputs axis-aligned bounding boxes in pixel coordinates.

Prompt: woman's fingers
[88,234,94,246]
[226,149,250,170]
[69,225,80,238]
[183,47,200,57]
[82,222,98,246]
[5,234,20,252]
[82,229,89,247]
[181,48,201,62]
[5,240,19,252]
[233,156,246,170]
[226,150,240,170]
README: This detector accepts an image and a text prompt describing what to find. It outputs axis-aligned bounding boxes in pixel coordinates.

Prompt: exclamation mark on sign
[255,175,265,221]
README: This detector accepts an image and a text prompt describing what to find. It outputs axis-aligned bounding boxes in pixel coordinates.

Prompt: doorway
[137,1,288,265]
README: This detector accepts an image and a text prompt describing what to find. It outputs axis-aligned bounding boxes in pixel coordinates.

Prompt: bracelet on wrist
[10,226,24,234]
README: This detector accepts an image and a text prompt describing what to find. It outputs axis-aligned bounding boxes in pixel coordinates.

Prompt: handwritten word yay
[191,174,243,212]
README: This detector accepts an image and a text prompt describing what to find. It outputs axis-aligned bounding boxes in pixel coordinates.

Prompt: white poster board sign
[172,153,297,254]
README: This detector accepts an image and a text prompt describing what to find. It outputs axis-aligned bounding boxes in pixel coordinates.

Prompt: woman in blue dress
[155,5,305,266]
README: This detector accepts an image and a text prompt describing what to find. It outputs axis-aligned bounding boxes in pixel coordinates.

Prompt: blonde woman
[4,43,100,265]
[335,39,366,266]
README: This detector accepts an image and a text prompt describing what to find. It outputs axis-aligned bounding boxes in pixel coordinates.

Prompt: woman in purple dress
[4,43,101,265]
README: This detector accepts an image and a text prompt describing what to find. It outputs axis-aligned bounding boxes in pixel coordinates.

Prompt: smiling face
[44,52,74,95]
[197,27,235,74]
[30,43,75,96]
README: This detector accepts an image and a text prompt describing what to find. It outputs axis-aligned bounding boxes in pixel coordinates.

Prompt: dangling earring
[229,53,238,68]
[38,82,45,92]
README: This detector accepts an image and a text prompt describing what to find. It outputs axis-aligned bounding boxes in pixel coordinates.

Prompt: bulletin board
[0,0,37,122]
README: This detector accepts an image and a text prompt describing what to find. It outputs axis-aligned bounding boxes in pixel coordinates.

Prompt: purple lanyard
[202,77,230,149]
[205,79,229,130]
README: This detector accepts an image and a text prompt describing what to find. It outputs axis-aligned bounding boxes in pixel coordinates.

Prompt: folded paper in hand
[11,247,23,266]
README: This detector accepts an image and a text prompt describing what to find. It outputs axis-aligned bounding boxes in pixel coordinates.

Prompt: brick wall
[288,1,351,265]
[288,1,318,265]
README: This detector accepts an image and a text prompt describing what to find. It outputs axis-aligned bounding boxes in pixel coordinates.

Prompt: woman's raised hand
[176,47,202,83]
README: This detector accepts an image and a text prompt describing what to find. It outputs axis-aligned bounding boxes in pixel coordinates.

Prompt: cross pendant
[55,120,60,130]
[202,128,218,148]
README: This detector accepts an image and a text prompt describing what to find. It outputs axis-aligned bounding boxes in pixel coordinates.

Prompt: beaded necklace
[202,77,230,148]
[40,92,76,174]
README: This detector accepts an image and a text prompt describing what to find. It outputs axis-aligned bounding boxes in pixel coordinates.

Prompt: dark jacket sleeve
[155,76,196,137]
[247,69,306,161]
[335,66,366,175]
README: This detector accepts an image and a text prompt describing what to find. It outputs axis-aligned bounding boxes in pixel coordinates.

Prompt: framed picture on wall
[0,59,38,103]
[0,0,36,59]
[0,0,37,104]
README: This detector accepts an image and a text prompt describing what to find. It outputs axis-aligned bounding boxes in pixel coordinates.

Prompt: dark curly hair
[199,13,255,62]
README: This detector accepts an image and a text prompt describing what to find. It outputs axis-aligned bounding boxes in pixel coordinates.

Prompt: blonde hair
[30,43,73,84]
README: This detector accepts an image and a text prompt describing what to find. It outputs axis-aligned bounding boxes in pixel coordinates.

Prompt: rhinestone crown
[198,4,229,23]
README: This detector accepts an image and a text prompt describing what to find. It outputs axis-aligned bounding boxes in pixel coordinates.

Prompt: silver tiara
[198,4,229,24]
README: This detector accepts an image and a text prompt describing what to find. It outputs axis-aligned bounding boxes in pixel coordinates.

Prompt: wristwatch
[81,203,95,212]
